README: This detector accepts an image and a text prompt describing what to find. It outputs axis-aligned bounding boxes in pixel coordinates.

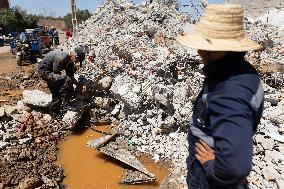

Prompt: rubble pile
[0,101,69,188]
[67,0,284,188]
[245,18,284,63]
[248,84,284,189]
[68,0,204,186]
[1,1,284,188]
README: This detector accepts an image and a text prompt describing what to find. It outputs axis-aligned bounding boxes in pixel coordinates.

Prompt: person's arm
[202,83,255,186]
[48,53,68,79]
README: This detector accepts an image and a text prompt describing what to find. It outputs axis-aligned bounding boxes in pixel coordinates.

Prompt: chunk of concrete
[98,76,113,91]
[3,105,17,117]
[62,110,84,130]
[23,90,52,107]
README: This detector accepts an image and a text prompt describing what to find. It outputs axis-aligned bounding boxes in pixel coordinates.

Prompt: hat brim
[176,33,263,52]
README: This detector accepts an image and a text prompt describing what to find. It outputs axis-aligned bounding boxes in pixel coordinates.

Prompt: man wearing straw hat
[177,4,264,189]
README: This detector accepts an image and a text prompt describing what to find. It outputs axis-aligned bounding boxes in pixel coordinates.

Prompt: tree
[63,9,92,29]
[0,7,39,34]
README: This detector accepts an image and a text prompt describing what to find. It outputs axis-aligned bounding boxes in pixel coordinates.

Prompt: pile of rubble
[248,84,284,189]
[68,1,203,187]
[1,0,284,188]
[67,1,284,188]
[0,100,67,188]
[245,18,284,63]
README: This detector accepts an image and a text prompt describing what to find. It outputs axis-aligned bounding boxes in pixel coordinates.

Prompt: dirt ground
[0,46,16,74]
[0,43,67,189]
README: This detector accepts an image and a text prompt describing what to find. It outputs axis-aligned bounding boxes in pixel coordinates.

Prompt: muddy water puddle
[58,126,168,189]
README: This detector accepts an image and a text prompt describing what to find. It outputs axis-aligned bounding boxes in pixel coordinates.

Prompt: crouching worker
[177,4,264,189]
[37,49,85,118]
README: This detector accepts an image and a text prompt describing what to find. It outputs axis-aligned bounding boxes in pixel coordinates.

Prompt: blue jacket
[187,53,264,189]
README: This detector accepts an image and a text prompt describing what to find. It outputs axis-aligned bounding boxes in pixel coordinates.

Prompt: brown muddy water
[58,126,168,189]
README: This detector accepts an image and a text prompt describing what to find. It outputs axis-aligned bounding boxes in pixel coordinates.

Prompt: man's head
[70,48,86,64]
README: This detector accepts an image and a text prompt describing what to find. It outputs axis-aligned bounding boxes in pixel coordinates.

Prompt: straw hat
[177,4,262,52]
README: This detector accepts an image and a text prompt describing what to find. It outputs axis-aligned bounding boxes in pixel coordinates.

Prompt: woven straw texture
[177,4,262,51]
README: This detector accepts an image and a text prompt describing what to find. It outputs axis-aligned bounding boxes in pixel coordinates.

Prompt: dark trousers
[46,76,73,114]
[187,132,250,189]
[54,37,59,45]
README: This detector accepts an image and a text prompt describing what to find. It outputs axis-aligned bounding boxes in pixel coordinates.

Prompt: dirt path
[0,52,17,75]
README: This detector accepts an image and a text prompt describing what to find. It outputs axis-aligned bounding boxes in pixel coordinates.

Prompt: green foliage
[63,9,92,29]
[0,7,39,34]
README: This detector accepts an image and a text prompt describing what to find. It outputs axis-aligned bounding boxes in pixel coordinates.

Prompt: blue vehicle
[16,30,43,66]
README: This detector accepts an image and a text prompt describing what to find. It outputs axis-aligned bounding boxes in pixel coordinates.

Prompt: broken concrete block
[110,75,142,110]
[93,97,110,109]
[62,110,84,130]
[97,141,155,179]
[42,114,52,124]
[0,141,8,149]
[23,90,52,107]
[122,168,155,184]
[98,76,113,91]
[16,100,31,113]
[3,105,17,117]
[17,177,43,189]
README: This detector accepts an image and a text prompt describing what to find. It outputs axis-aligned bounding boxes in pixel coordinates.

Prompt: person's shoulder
[218,70,263,100]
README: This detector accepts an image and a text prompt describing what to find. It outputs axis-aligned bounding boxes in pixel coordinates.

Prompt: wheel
[16,55,23,66]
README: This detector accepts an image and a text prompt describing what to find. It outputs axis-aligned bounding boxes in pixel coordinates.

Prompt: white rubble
[62,110,84,130]
[23,90,52,107]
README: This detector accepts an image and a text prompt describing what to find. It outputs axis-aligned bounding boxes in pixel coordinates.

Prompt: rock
[263,164,281,181]
[110,75,142,111]
[22,90,52,107]
[98,76,113,91]
[3,133,17,142]
[15,100,31,113]
[22,75,30,80]
[17,177,42,189]
[94,97,110,109]
[62,110,84,130]
[42,114,52,124]
[3,105,17,117]
[0,141,8,149]
[18,134,32,145]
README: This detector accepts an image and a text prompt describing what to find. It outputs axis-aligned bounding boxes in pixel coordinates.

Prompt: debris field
[0,1,284,189]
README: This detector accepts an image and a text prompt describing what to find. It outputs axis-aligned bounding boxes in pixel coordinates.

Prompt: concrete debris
[0,0,284,188]
[22,90,52,107]
[62,110,84,130]
[67,1,284,188]
[122,169,156,184]
[98,140,155,179]
[2,105,17,117]
[98,76,113,91]
[17,177,42,189]
[89,134,156,184]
